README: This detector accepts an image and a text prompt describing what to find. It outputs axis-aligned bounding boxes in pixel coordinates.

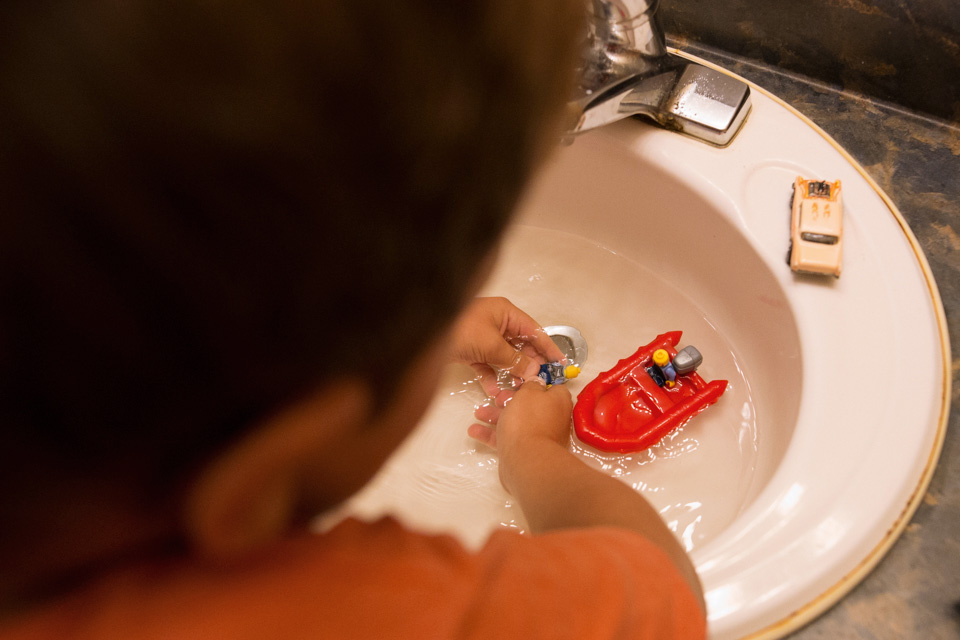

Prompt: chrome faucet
[569,0,751,146]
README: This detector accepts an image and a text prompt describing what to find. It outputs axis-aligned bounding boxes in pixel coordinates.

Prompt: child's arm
[493,382,706,612]
[450,296,703,609]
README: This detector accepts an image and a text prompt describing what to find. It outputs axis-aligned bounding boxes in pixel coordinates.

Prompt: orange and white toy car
[789,177,843,277]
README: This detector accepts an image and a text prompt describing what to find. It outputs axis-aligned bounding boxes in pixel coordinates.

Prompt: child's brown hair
[0,0,582,540]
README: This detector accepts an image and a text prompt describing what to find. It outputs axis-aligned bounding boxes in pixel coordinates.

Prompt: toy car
[789,177,843,277]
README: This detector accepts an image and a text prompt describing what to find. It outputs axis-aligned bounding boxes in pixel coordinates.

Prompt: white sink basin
[326,60,950,639]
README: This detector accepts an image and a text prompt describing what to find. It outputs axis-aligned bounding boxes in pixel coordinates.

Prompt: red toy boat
[573,331,728,453]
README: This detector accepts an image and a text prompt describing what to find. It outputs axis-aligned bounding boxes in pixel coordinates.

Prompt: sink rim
[671,50,952,640]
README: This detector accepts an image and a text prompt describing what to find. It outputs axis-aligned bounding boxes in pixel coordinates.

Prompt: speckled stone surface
[660,0,960,122]
[668,41,960,640]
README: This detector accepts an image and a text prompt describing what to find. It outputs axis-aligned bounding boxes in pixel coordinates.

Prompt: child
[0,0,705,637]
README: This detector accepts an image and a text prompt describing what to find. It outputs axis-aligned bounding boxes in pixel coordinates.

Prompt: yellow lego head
[652,349,670,367]
[563,365,581,379]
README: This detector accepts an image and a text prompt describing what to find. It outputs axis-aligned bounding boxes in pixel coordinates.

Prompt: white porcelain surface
[327,72,949,639]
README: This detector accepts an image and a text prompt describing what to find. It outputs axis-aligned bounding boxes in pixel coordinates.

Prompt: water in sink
[336,224,761,553]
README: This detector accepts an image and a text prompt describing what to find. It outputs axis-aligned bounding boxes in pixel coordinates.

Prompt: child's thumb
[503,352,542,381]
[479,338,541,381]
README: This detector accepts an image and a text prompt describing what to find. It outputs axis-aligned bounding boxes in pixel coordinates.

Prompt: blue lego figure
[538,362,581,387]
[647,346,703,388]
[651,349,677,388]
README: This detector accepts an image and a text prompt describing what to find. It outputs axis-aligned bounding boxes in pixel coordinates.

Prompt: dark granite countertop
[671,41,960,640]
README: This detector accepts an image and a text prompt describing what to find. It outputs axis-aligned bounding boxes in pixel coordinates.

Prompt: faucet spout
[570,0,751,146]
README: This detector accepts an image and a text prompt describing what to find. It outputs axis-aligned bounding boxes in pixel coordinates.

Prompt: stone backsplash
[660,0,960,122]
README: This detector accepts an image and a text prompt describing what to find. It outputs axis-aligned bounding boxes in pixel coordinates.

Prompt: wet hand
[451,296,566,386]
[467,380,572,453]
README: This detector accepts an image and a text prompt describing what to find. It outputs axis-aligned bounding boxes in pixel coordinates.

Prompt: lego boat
[573,331,728,453]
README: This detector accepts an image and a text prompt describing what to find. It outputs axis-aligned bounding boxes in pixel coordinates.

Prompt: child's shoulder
[0,519,704,640]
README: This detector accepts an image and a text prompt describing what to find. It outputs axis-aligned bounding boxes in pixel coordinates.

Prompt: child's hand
[478,378,706,611]
[467,381,571,456]
[451,297,565,384]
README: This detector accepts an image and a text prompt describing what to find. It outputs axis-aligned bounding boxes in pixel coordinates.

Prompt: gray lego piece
[673,346,703,374]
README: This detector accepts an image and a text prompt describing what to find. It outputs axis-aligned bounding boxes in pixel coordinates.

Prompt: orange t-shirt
[1,518,705,639]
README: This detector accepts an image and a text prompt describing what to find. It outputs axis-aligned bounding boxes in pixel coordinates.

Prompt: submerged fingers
[467,423,498,449]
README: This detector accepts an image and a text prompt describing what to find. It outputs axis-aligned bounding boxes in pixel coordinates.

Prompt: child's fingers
[494,388,515,407]
[482,338,542,381]
[467,423,498,449]
[473,387,514,425]
[457,298,565,381]
[498,304,565,363]
[473,402,501,425]
[471,363,503,397]
[522,327,567,364]
[508,332,567,376]
[491,299,565,365]
[496,381,573,447]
